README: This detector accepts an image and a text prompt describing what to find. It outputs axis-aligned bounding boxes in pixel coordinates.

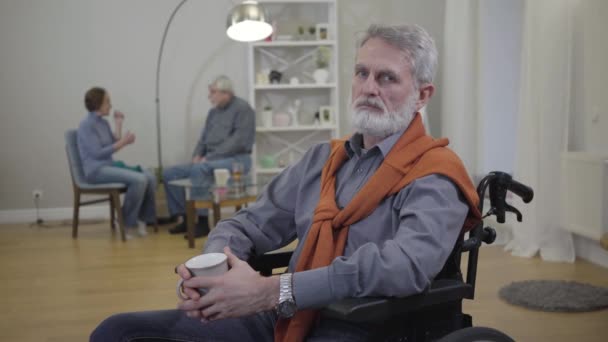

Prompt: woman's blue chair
[64,130,128,241]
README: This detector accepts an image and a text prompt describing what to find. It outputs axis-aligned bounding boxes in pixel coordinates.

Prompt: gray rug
[499,280,608,312]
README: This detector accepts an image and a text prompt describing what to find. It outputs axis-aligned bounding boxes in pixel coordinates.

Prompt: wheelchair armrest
[249,250,293,276]
[322,279,473,323]
[249,250,473,323]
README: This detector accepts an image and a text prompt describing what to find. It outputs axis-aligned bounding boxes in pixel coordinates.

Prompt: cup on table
[232,161,244,183]
[176,253,228,300]
[213,168,230,187]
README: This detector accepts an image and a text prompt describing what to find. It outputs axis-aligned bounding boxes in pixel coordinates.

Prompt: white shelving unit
[254,83,337,90]
[252,40,337,47]
[256,125,337,132]
[248,0,339,184]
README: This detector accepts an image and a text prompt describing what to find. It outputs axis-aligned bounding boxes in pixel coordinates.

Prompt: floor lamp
[154,0,272,180]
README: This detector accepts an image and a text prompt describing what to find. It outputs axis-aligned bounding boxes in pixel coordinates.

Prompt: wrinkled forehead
[355,39,412,73]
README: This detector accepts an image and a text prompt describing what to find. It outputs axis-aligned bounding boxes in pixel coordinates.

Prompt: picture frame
[315,23,330,40]
[319,106,333,125]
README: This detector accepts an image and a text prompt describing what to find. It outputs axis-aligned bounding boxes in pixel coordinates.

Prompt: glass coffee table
[168,179,264,248]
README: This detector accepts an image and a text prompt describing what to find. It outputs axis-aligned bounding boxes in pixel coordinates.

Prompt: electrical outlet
[32,189,43,200]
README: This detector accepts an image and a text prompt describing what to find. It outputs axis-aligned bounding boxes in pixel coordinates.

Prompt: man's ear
[415,83,435,112]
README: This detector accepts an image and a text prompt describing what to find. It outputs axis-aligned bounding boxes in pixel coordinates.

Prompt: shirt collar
[217,95,235,110]
[88,111,103,121]
[344,128,407,159]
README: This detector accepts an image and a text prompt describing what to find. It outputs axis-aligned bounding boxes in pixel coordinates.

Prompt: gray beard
[351,93,418,138]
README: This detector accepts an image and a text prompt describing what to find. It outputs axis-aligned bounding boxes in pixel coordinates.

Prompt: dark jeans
[90,309,372,342]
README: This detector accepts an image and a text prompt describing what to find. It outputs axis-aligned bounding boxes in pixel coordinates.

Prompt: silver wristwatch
[276,273,297,318]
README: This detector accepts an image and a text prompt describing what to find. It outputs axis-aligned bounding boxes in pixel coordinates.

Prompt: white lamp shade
[226,1,272,42]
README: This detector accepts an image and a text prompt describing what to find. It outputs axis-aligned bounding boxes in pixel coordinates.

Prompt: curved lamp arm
[155,0,270,180]
[155,0,189,178]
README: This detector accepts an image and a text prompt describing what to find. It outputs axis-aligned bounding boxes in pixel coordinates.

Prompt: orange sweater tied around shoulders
[274,113,481,342]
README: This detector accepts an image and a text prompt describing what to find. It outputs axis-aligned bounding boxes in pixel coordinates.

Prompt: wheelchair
[249,171,534,342]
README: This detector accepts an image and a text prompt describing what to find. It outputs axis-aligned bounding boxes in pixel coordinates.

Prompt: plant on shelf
[308,26,316,40]
[316,46,330,68]
[313,46,331,84]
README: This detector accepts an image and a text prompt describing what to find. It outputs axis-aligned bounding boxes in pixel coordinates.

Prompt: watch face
[278,300,297,318]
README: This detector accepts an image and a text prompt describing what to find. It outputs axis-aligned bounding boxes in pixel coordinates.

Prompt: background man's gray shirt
[204,130,469,310]
[193,96,255,160]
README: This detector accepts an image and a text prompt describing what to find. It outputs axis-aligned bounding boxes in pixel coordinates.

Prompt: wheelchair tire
[437,327,515,342]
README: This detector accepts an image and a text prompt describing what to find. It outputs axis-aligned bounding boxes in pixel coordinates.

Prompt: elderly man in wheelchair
[91,24,533,342]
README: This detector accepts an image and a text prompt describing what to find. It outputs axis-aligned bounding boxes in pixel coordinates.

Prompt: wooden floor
[0,221,606,342]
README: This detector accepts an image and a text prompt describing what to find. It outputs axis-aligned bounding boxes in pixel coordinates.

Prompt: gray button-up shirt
[204,130,468,310]
[193,96,255,160]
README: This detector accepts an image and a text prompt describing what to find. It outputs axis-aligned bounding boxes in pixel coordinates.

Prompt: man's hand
[177,247,279,322]
[192,156,206,164]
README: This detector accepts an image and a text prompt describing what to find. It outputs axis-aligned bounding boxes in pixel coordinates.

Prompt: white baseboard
[573,234,608,268]
[0,204,238,225]
[0,206,110,224]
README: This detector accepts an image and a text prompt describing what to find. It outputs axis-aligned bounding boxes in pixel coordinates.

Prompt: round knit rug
[499,280,608,312]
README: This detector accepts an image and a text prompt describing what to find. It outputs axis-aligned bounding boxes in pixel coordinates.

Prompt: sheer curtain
[505,0,576,262]
[442,0,576,262]
[441,0,479,175]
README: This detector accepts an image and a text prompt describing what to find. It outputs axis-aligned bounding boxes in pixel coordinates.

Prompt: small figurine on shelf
[287,99,301,126]
[269,70,282,84]
[313,111,321,126]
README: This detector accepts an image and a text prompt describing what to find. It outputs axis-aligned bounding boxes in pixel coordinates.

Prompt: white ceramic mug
[213,169,230,187]
[176,253,228,300]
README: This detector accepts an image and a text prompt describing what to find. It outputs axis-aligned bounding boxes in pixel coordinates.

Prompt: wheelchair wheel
[437,327,515,342]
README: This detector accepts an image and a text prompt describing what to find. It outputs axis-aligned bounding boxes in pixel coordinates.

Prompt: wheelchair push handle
[507,178,533,203]
[478,171,534,223]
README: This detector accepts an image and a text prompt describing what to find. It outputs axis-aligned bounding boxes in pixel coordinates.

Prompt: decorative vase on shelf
[313,68,329,84]
[287,99,301,126]
[272,112,290,127]
[260,155,275,169]
[262,107,273,127]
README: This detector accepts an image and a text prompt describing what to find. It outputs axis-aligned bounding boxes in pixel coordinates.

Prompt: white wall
[569,0,608,152]
[569,0,608,268]
[0,0,447,212]
[0,0,248,211]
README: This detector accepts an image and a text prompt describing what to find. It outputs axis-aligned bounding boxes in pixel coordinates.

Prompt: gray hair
[210,75,234,93]
[358,24,438,88]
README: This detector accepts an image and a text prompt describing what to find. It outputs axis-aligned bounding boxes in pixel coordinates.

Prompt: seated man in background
[163,75,255,238]
[91,24,481,341]
[77,87,156,239]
